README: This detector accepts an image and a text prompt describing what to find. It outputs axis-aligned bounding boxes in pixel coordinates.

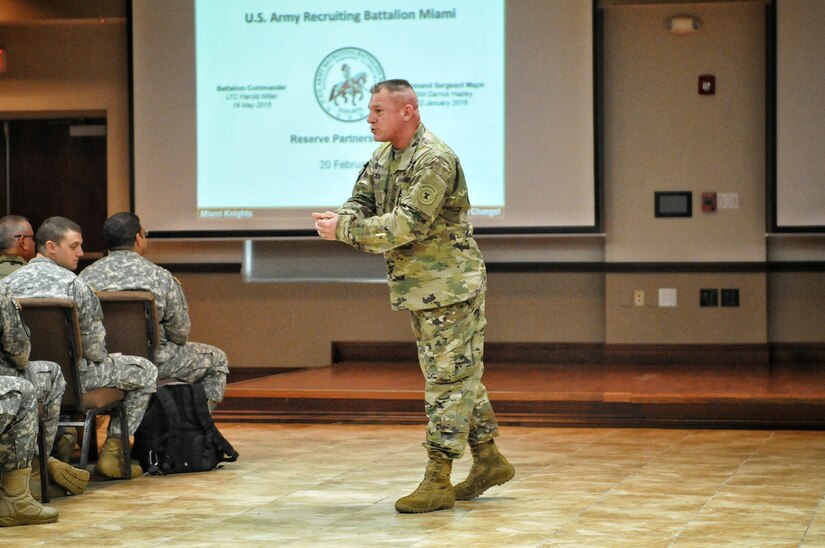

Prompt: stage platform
[214,361,825,429]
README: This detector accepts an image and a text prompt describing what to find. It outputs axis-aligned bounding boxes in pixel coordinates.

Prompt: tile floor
[8,423,825,546]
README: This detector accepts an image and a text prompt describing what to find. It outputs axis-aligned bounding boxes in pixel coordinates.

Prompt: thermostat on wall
[655,191,692,218]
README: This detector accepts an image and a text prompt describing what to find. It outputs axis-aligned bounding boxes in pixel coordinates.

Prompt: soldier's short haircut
[102,212,141,251]
[0,215,30,251]
[35,216,82,254]
[370,79,415,95]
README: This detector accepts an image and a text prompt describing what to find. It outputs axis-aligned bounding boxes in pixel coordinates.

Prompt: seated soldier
[0,284,89,496]
[0,215,36,278]
[0,215,78,468]
[80,212,229,411]
[0,376,58,526]
[3,217,157,479]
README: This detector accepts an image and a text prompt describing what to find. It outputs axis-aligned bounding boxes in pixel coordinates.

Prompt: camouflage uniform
[80,250,228,406]
[0,284,66,456]
[0,376,37,471]
[335,124,499,459]
[0,255,26,279]
[2,257,157,437]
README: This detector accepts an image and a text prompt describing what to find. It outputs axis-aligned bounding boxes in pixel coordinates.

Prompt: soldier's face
[367,89,406,146]
[49,229,84,271]
[17,222,36,261]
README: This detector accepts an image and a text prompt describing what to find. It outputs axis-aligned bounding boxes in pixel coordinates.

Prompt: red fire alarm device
[698,75,715,95]
[701,192,717,212]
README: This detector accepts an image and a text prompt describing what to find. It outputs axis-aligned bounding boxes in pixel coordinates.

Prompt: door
[1,118,107,253]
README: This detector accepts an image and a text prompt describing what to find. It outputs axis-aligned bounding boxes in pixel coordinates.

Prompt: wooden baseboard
[227,367,304,384]
[332,341,776,365]
[332,341,604,364]
[604,344,770,365]
[771,343,825,364]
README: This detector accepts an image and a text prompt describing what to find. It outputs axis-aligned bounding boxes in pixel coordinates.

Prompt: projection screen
[131,0,597,237]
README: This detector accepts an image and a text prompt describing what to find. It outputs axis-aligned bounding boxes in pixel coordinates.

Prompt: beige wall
[0,21,131,214]
[179,271,605,368]
[1,1,822,369]
[603,1,767,263]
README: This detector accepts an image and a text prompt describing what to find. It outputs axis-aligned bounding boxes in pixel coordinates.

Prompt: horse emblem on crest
[314,48,385,122]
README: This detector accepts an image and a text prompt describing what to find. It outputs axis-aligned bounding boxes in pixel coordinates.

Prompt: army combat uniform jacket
[0,255,26,280]
[80,251,229,406]
[3,257,157,437]
[0,283,67,455]
[335,124,486,311]
[80,250,190,365]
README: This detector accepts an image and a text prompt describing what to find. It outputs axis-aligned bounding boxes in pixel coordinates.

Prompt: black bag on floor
[132,382,238,475]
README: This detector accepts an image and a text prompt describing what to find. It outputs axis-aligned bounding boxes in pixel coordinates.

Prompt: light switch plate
[659,288,677,307]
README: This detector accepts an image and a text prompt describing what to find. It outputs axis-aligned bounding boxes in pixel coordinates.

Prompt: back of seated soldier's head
[103,212,142,251]
[36,216,82,255]
[0,215,35,258]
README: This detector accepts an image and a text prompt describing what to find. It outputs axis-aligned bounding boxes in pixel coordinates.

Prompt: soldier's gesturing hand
[312,212,338,241]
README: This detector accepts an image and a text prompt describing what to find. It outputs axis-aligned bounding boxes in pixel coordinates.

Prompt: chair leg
[79,414,96,471]
[37,419,50,504]
[119,405,132,479]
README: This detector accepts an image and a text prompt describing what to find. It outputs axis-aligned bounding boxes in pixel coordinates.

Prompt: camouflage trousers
[1,361,66,456]
[159,342,229,408]
[409,291,499,459]
[0,376,37,471]
[81,354,157,437]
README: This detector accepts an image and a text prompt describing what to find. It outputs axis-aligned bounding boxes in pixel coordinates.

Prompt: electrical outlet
[721,288,739,307]
[633,290,645,307]
[700,288,718,307]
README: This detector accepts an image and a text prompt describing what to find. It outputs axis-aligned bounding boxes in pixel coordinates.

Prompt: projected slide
[195,0,505,222]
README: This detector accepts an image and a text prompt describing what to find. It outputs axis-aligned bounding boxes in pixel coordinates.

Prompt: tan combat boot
[93,438,142,479]
[47,457,89,494]
[52,427,77,463]
[452,439,515,500]
[395,451,455,513]
[0,468,59,526]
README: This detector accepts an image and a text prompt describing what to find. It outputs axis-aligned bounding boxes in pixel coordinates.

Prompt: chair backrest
[96,290,160,363]
[18,297,86,413]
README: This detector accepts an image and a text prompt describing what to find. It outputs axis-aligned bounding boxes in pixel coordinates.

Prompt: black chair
[19,298,132,479]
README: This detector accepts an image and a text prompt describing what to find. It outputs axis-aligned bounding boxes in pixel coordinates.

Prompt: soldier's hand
[312,212,338,240]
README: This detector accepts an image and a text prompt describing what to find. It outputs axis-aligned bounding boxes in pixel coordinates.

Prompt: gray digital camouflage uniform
[335,123,498,459]
[0,376,37,471]
[80,250,228,407]
[0,284,66,456]
[2,257,157,437]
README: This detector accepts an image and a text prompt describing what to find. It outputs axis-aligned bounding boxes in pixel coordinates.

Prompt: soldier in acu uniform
[313,79,514,514]
[0,376,59,526]
[3,217,157,480]
[0,283,90,496]
[0,215,36,279]
[80,212,229,410]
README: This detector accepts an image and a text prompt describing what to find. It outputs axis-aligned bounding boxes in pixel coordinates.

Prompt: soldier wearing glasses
[0,216,36,278]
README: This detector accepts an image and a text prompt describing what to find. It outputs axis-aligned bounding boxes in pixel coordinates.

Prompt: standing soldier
[313,79,514,513]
